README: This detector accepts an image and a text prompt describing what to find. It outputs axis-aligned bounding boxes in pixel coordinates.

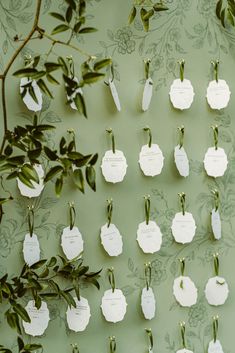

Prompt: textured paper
[171,212,196,244]
[20,78,42,112]
[23,300,50,336]
[66,77,83,110]
[169,79,195,110]
[174,145,189,177]
[205,276,229,306]
[108,79,121,111]
[23,233,40,267]
[61,226,84,260]
[100,223,123,256]
[141,287,156,320]
[206,80,231,110]
[208,340,224,353]
[173,276,198,307]
[101,150,128,183]
[137,221,162,253]
[211,209,221,240]
[142,78,153,111]
[139,144,164,177]
[101,289,127,323]
[17,164,44,198]
[176,350,194,353]
[66,296,91,332]
[204,147,228,177]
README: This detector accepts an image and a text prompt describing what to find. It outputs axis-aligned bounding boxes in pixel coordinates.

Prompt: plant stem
[0,0,42,154]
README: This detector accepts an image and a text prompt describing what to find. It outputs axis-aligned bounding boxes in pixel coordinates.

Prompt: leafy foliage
[0,336,42,353]
[216,0,235,27]
[128,0,168,32]
[0,256,101,333]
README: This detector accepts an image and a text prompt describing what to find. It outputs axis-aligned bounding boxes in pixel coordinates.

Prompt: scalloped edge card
[137,220,162,253]
[142,77,153,111]
[139,144,164,177]
[141,287,156,320]
[100,223,123,256]
[23,300,50,336]
[204,147,228,178]
[169,79,195,110]
[206,80,231,110]
[208,340,224,353]
[66,296,91,332]
[171,212,196,244]
[173,276,198,307]
[61,226,84,261]
[176,349,194,353]
[23,233,40,267]
[17,164,44,198]
[174,145,189,177]
[20,78,42,112]
[205,276,229,306]
[101,150,128,183]
[211,209,221,240]
[108,78,121,111]
[101,289,127,323]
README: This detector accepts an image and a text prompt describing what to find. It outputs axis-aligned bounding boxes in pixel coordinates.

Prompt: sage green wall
[1,0,235,352]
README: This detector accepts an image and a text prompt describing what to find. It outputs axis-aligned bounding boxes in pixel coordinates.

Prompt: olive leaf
[216,0,235,27]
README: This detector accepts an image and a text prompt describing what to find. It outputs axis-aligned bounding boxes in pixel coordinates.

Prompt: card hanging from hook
[23,205,40,267]
[64,56,84,113]
[175,322,194,353]
[141,263,156,320]
[105,62,121,111]
[174,126,189,177]
[207,60,231,110]
[143,126,152,148]
[109,336,116,353]
[208,316,224,353]
[145,328,153,353]
[169,59,195,110]
[142,59,153,112]
[211,189,221,240]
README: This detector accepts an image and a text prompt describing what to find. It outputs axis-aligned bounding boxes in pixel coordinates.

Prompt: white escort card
[101,288,127,323]
[169,79,195,110]
[23,300,50,336]
[66,77,83,110]
[139,144,164,176]
[174,145,189,177]
[171,212,196,244]
[137,221,162,253]
[100,223,123,256]
[204,147,228,178]
[20,78,42,112]
[141,287,156,320]
[208,340,224,353]
[108,78,121,111]
[205,276,229,306]
[142,77,153,111]
[173,276,198,307]
[101,150,128,183]
[61,226,84,260]
[66,296,91,332]
[176,349,194,353]
[23,233,40,267]
[17,164,44,198]
[206,79,231,110]
[211,208,221,240]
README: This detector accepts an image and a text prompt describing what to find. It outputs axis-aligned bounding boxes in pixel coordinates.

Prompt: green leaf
[28,85,38,104]
[227,8,235,25]
[31,71,46,79]
[58,57,69,75]
[228,0,235,15]
[6,311,17,330]
[74,21,82,33]
[18,172,34,188]
[128,6,137,24]
[83,72,104,84]
[221,8,226,27]
[216,0,223,19]
[66,0,76,10]
[73,169,84,193]
[47,257,57,267]
[28,148,41,160]
[7,155,25,165]
[86,165,96,191]
[24,344,42,351]
[140,8,149,31]
[45,62,61,72]
[79,0,86,16]
[50,12,65,21]
[153,3,169,11]
[143,8,154,20]
[17,337,24,351]
[4,144,12,156]
[74,92,87,118]
[79,27,97,33]
[55,177,63,197]
[94,58,112,71]
[13,303,30,322]
[87,277,100,290]
[37,79,53,98]
[46,73,60,85]
[44,166,63,182]
[13,68,37,78]
[60,291,76,308]
[21,164,39,183]
[51,24,70,35]
[30,259,47,269]
[44,146,58,161]
[66,6,73,23]
[89,153,98,166]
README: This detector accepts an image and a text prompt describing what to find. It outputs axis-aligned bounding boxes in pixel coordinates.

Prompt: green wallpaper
[1,0,235,352]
